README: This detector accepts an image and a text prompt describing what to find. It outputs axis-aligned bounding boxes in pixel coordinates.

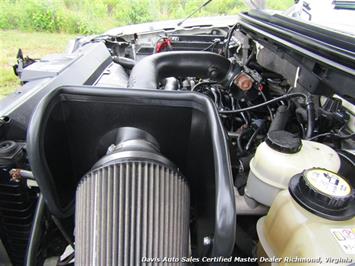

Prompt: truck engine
[0,11,354,266]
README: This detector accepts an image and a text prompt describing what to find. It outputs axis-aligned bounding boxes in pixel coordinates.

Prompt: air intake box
[27,86,236,257]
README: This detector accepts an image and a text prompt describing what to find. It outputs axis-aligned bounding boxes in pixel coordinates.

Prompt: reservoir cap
[289,168,355,221]
[265,130,302,154]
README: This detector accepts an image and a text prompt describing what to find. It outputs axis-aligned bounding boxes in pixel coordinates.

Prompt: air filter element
[75,128,190,265]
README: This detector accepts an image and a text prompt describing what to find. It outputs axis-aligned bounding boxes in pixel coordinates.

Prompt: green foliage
[115,0,154,25]
[0,0,103,34]
[0,0,294,34]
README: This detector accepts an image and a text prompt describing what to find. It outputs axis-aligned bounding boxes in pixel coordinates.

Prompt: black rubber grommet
[0,141,17,156]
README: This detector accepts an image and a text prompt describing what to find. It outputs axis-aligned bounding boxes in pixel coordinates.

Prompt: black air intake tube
[75,127,190,265]
[128,51,232,89]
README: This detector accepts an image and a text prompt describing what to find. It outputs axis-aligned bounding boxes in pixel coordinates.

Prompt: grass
[0,30,75,98]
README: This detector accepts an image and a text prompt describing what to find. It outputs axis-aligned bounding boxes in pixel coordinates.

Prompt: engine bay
[0,12,354,265]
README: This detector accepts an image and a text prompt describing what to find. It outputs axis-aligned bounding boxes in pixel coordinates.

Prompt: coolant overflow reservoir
[245,130,340,206]
[257,170,355,266]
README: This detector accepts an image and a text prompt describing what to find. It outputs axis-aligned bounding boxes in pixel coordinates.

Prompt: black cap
[265,130,302,154]
[289,168,355,221]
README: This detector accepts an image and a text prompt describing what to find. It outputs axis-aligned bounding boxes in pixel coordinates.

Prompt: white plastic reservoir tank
[257,169,355,266]
[245,130,340,206]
